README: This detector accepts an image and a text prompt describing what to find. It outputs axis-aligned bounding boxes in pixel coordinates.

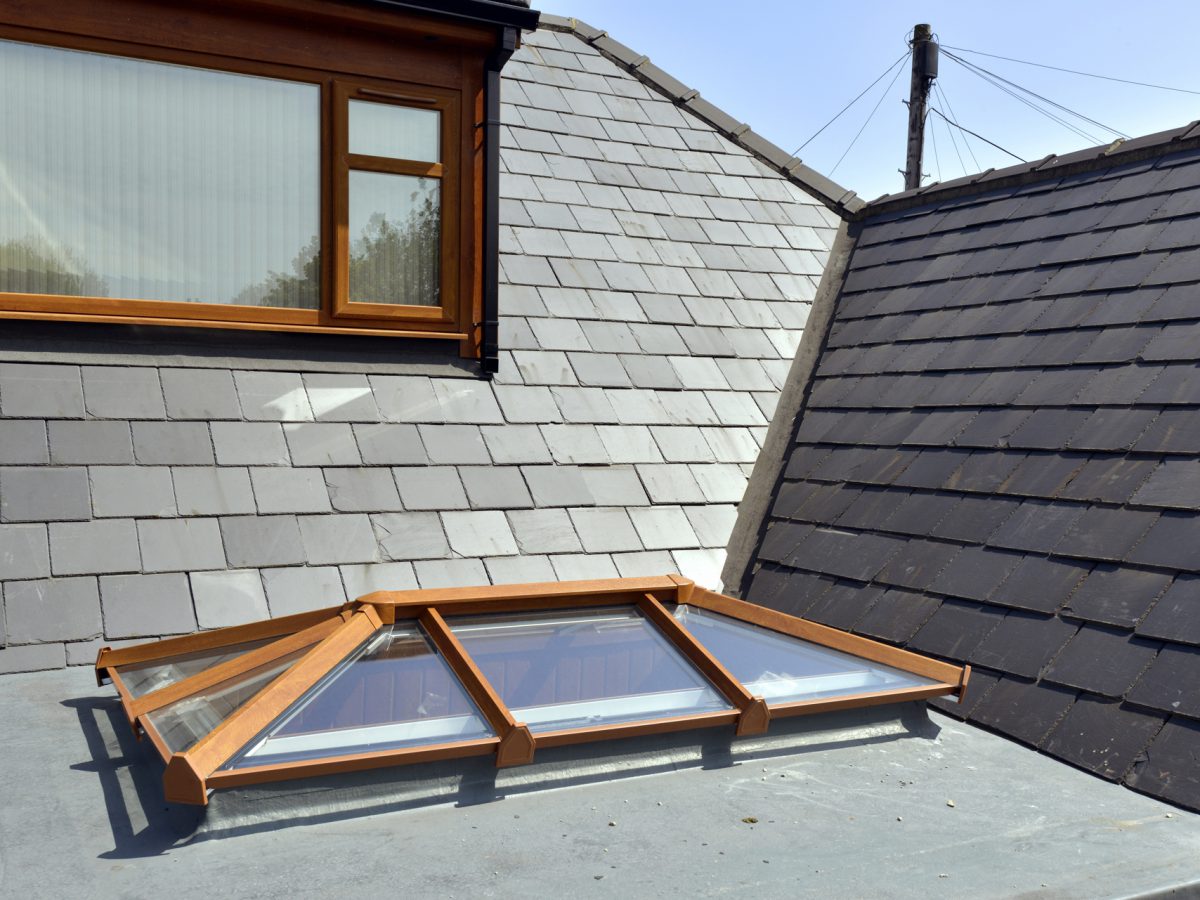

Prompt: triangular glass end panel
[673,605,936,704]
[222,624,494,770]
[118,639,275,699]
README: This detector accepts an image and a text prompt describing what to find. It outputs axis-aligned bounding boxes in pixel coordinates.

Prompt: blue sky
[543,1,1200,201]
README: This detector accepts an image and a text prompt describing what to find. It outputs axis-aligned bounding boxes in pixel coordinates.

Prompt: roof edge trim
[858,120,1200,220]
[537,14,862,220]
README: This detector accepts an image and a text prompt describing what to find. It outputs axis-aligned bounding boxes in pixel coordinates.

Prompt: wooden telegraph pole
[904,24,939,191]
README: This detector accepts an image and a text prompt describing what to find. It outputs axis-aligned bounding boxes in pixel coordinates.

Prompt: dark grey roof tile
[1060,457,1158,504]
[997,452,1089,499]
[880,491,960,537]
[1075,325,1158,364]
[891,448,972,490]
[930,494,1021,543]
[914,372,992,407]
[1074,364,1162,405]
[966,368,1044,405]
[1143,283,1200,321]
[875,539,963,591]
[943,450,1026,493]
[1133,408,1200,453]
[1063,564,1171,627]
[970,677,1076,747]
[986,499,1086,553]
[834,486,911,531]
[803,581,886,631]
[1127,645,1200,719]
[1138,364,1200,404]
[854,587,941,643]
[1068,408,1160,452]
[989,555,1092,613]
[1130,459,1200,510]
[1006,409,1092,450]
[1055,507,1160,562]
[1127,511,1200,572]
[1031,294,1102,330]
[930,546,1024,601]
[1043,697,1164,781]
[782,445,833,481]
[899,409,978,446]
[757,520,814,565]
[1137,575,1200,645]
[744,563,835,616]
[1012,369,1097,407]
[908,600,1005,661]
[970,611,1078,679]
[953,408,1032,448]
[1044,626,1161,697]
[1077,288,1163,327]
[1020,328,1101,367]
[1124,716,1200,812]
[1143,246,1200,287]
[789,528,907,582]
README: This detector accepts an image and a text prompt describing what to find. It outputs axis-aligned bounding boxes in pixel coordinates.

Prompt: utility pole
[904,23,938,191]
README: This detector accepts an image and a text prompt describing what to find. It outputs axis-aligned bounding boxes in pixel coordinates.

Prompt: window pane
[448,607,732,733]
[0,39,320,308]
[349,100,439,162]
[145,651,306,755]
[673,605,936,704]
[224,625,493,770]
[117,639,272,699]
[348,170,440,306]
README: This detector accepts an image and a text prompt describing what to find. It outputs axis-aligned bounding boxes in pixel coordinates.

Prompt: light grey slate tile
[549,553,619,580]
[524,201,580,231]
[90,466,176,518]
[233,371,312,422]
[459,466,534,509]
[219,518,304,566]
[100,573,196,639]
[672,548,725,589]
[527,318,591,352]
[135,518,225,573]
[651,427,716,463]
[284,423,362,467]
[591,290,648,322]
[0,363,84,418]
[701,427,760,463]
[372,512,450,561]
[636,464,706,504]
[684,505,739,548]
[759,358,793,390]
[131,421,214,465]
[0,420,48,464]
[0,524,49,580]
[540,424,610,464]
[432,379,505,425]
[562,231,618,261]
[507,508,583,555]
[514,226,571,257]
[394,466,469,511]
[677,326,737,357]
[418,425,490,465]
[538,287,597,318]
[521,465,594,507]
[250,468,331,514]
[302,373,379,422]
[611,389,668,425]
[211,422,290,466]
[659,391,720,426]
[762,328,801,359]
[580,465,650,506]
[621,355,683,390]
[173,468,256,517]
[484,554,556,584]
[81,367,164,419]
[160,368,241,420]
[595,425,663,464]
[690,463,749,504]
[369,375,443,424]
[480,424,553,464]
[567,204,621,233]
[261,566,347,616]
[612,550,677,578]
[414,558,488,588]
[730,272,786,303]
[190,570,269,628]
[551,387,619,423]
[0,467,90,522]
[649,239,704,268]
[579,321,640,354]
[0,643,66,674]
[597,260,654,292]
[715,358,775,392]
[705,391,767,426]
[550,257,610,290]
[442,510,518,557]
[753,391,779,420]
[645,266,700,296]
[3,577,100,643]
[354,423,427,465]
[500,317,539,351]
[48,421,133,464]
[325,468,403,513]
[502,254,558,286]
[684,296,739,328]
[607,234,662,264]
[510,351,579,386]
[628,506,701,550]
[666,357,729,392]
[493,383,563,422]
[532,177,589,205]
[340,562,417,599]
[296,514,379,565]
[499,282,547,317]
[568,507,642,553]
[628,323,688,356]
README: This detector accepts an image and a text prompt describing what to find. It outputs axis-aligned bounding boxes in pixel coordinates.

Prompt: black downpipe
[480,26,519,377]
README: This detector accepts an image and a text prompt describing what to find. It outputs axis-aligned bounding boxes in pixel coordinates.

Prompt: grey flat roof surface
[2,667,1199,900]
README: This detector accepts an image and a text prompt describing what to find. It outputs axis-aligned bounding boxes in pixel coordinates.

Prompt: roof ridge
[536,13,863,219]
[859,120,1200,219]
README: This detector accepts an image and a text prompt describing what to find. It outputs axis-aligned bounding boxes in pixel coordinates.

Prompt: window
[0,0,533,354]
[95,576,970,805]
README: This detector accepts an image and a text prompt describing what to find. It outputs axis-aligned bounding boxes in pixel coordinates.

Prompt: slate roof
[737,132,1200,814]
[0,20,843,674]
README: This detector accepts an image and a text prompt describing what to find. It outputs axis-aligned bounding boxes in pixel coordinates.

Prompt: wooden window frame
[0,0,492,353]
[96,575,971,806]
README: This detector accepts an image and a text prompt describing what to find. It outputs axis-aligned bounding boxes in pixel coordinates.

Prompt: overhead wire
[790,51,909,156]
[929,107,1026,163]
[934,81,980,171]
[926,104,943,183]
[829,53,908,176]
[941,44,1200,97]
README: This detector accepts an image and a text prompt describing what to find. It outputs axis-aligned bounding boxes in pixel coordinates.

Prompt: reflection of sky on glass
[0,39,319,305]
[349,101,440,163]
[348,170,440,305]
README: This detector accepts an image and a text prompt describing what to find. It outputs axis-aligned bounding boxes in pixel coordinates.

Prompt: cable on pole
[829,52,908,176]
[789,52,909,157]
[934,81,980,171]
[929,107,1026,163]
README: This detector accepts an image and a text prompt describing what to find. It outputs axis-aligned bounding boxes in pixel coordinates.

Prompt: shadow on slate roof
[733,125,1200,815]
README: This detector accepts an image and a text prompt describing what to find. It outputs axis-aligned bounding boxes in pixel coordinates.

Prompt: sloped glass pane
[673,605,935,704]
[145,651,307,754]
[448,607,732,733]
[118,639,272,699]
[223,625,493,770]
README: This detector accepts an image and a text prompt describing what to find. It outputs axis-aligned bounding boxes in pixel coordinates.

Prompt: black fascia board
[356,0,540,30]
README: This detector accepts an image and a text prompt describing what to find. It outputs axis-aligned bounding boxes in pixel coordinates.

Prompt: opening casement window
[0,0,534,363]
[95,576,970,805]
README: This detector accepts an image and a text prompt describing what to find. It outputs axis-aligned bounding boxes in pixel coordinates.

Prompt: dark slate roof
[739,136,1200,814]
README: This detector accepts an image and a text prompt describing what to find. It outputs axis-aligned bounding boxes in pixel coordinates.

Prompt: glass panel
[448,607,732,734]
[223,625,493,769]
[349,100,439,162]
[673,605,936,704]
[117,639,272,699]
[348,170,440,306]
[145,651,307,755]
[0,39,320,308]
